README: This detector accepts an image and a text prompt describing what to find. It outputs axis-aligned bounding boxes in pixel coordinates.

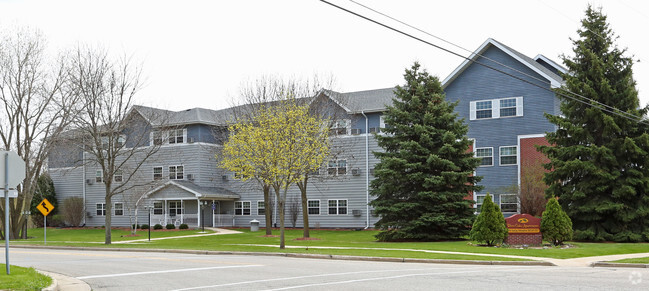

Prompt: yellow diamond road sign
[37,198,54,216]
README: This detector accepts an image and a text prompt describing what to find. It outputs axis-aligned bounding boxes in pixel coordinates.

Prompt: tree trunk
[279,198,285,249]
[263,185,272,235]
[297,178,310,238]
[105,185,113,244]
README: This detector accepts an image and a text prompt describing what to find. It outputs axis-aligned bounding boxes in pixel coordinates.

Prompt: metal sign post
[37,199,54,246]
[3,152,8,275]
[2,151,25,275]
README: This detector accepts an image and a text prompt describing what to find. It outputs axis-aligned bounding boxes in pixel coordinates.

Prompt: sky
[1,0,648,111]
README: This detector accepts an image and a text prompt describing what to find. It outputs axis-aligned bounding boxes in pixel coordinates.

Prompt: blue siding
[187,124,221,144]
[445,44,558,195]
[350,112,382,133]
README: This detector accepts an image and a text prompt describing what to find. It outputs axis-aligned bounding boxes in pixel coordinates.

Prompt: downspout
[82,151,86,225]
[361,111,370,229]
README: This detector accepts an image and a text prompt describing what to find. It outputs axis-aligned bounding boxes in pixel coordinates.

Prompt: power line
[345,0,645,124]
[319,0,648,126]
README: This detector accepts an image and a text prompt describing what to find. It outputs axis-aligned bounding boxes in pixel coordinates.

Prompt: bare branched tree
[66,46,166,244]
[224,75,338,237]
[0,27,77,239]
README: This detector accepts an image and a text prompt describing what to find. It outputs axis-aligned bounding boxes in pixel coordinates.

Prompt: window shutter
[516,96,524,116]
[492,99,500,118]
[469,101,476,120]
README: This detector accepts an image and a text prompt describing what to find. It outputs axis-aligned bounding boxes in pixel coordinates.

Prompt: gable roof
[322,88,396,114]
[442,38,564,89]
[143,180,240,200]
[534,54,568,75]
[132,105,233,127]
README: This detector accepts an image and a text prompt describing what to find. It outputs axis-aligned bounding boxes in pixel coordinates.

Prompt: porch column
[180,200,184,224]
[196,198,201,228]
[164,200,167,225]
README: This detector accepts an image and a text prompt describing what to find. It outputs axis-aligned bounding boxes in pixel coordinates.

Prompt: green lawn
[610,257,649,264]
[0,264,52,291]
[10,228,649,261]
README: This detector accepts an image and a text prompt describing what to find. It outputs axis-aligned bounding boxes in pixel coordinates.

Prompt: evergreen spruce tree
[540,198,573,246]
[470,194,508,246]
[541,6,649,242]
[370,62,482,241]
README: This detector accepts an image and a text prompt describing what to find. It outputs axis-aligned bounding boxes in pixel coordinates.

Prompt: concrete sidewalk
[113,227,242,244]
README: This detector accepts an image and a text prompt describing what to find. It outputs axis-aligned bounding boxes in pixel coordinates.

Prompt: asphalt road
[4,247,648,290]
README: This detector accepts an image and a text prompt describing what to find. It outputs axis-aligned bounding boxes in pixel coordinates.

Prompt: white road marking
[172,266,524,291]
[262,267,522,290]
[76,264,262,279]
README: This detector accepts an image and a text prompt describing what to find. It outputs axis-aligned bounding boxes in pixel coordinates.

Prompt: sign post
[37,199,54,245]
[1,150,27,275]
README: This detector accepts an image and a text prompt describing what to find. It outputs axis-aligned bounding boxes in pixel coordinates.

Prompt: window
[379,115,385,129]
[328,160,347,175]
[95,170,103,183]
[169,165,184,180]
[470,97,523,120]
[330,119,349,135]
[152,131,164,145]
[114,203,124,216]
[475,195,486,212]
[500,98,517,117]
[328,199,347,215]
[257,201,265,215]
[475,101,492,119]
[96,203,106,216]
[153,166,163,180]
[168,201,183,216]
[500,194,518,212]
[476,148,493,166]
[500,146,517,166]
[235,201,251,215]
[114,170,123,182]
[168,129,185,144]
[153,202,163,215]
[308,200,320,215]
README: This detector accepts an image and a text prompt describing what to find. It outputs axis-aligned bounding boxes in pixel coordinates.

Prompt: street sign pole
[36,199,54,246]
[5,152,10,275]
[44,215,47,245]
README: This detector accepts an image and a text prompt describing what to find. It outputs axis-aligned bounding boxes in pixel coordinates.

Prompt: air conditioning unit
[352,209,362,217]
[186,174,194,181]
[351,168,361,176]
[188,137,195,144]
[351,128,361,135]
[86,179,94,185]
[369,127,379,133]
[222,175,229,181]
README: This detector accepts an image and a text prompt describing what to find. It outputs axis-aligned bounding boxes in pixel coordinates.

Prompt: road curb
[591,262,649,268]
[12,244,555,266]
[39,270,57,291]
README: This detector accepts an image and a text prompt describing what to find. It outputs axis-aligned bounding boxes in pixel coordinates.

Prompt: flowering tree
[221,102,329,249]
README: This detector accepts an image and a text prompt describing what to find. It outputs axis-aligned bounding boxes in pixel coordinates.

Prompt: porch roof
[143,180,240,200]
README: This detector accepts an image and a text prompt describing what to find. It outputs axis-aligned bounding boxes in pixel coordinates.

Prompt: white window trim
[153,166,163,181]
[499,194,519,213]
[168,201,184,215]
[470,97,523,120]
[114,202,124,216]
[153,201,163,215]
[327,159,347,176]
[379,115,385,130]
[235,201,251,216]
[499,145,518,166]
[96,203,106,216]
[114,170,123,182]
[327,199,348,215]
[95,170,103,183]
[307,199,320,215]
[475,147,494,167]
[169,165,184,180]
[257,200,265,216]
[475,194,486,211]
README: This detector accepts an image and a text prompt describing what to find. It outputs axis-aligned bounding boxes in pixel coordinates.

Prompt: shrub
[470,194,508,246]
[166,223,175,229]
[132,224,140,229]
[62,197,84,226]
[140,224,149,230]
[540,197,573,246]
[49,214,65,227]
[153,224,163,230]
[179,223,188,229]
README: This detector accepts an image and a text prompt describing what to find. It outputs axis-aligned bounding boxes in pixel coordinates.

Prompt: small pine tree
[540,198,573,246]
[470,194,508,246]
[370,62,482,241]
